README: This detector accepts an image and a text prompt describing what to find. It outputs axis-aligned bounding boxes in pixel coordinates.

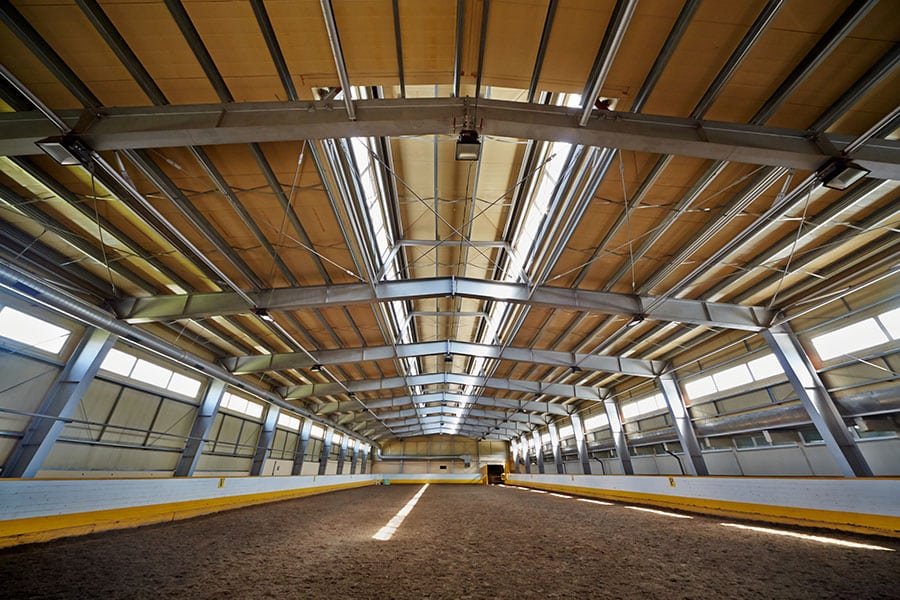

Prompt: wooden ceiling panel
[395,0,456,86]
[264,0,340,90]
[334,0,399,86]
[536,0,612,94]
[100,0,220,104]
[480,0,546,90]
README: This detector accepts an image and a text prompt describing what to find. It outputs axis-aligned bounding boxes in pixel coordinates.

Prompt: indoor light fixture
[443,352,453,363]
[254,308,275,322]
[819,157,870,190]
[310,363,323,372]
[35,135,91,166]
[626,314,645,328]
[455,129,481,161]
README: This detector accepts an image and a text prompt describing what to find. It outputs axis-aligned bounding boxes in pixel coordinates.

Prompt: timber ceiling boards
[0,0,898,442]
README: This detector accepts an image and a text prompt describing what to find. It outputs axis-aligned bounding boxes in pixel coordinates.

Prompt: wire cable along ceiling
[0,0,897,448]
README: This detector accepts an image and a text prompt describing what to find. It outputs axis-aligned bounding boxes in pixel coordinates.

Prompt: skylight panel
[685,376,717,400]
[877,306,900,339]
[748,354,782,380]
[0,306,71,353]
[131,359,172,388]
[310,424,326,439]
[168,372,202,397]
[811,319,889,361]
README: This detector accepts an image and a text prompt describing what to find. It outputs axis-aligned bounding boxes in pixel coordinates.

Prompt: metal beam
[376,406,546,427]
[602,390,633,475]
[381,415,531,432]
[278,372,603,402]
[359,445,368,474]
[251,340,662,380]
[579,0,638,126]
[350,442,359,474]
[352,392,567,417]
[2,328,116,478]
[657,373,708,476]
[762,323,873,477]
[117,276,773,332]
[175,379,226,477]
[319,0,355,120]
[521,435,532,473]
[250,405,280,476]
[569,413,591,475]
[547,422,564,474]
[5,98,899,178]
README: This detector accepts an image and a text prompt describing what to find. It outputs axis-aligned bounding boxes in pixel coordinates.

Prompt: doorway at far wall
[486,464,504,484]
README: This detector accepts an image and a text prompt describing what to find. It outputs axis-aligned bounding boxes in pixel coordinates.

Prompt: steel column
[569,413,591,475]
[521,435,531,474]
[763,322,873,477]
[547,422,564,474]
[531,429,545,474]
[2,327,115,478]
[175,379,226,477]
[250,405,280,476]
[350,443,359,474]
[602,391,633,475]
[657,373,708,476]
[318,428,334,475]
[336,436,349,474]
[291,419,313,476]
[359,446,368,474]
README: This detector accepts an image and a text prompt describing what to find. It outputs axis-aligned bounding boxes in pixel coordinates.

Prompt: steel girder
[307,391,569,417]
[261,340,663,384]
[380,414,532,432]
[282,372,603,402]
[375,406,547,427]
[4,98,900,178]
[118,277,772,331]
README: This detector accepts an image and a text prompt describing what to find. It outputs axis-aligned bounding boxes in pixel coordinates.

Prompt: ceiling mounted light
[35,135,91,166]
[626,314,645,328]
[819,158,870,190]
[455,129,481,161]
[310,363,323,372]
[254,308,274,322]
[443,352,453,363]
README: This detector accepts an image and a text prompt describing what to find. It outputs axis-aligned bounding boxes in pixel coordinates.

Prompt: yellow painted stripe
[508,480,900,538]
[381,478,483,485]
[0,480,375,548]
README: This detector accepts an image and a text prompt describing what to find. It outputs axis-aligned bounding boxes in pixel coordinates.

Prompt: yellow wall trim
[0,480,375,548]
[509,480,900,538]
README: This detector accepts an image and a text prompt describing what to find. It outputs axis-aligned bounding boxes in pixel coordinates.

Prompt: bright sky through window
[0,306,70,353]
[812,318,889,361]
[100,348,202,398]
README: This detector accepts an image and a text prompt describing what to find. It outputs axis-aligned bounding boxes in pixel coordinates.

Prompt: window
[332,433,342,446]
[310,424,326,439]
[713,364,753,391]
[621,393,666,420]
[583,413,608,431]
[100,347,203,398]
[540,432,551,444]
[558,424,575,438]
[0,306,71,353]
[811,318,889,361]
[685,353,785,400]
[220,391,264,419]
[277,413,301,431]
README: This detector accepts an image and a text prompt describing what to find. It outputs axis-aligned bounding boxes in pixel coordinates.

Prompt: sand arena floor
[1,483,898,599]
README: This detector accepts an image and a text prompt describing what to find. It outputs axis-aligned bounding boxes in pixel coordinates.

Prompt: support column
[657,372,708,476]
[250,405,280,476]
[602,389,633,475]
[359,445,369,474]
[336,436,349,474]
[520,434,531,474]
[763,322,873,477]
[176,379,227,477]
[3,328,116,478]
[569,413,591,475]
[350,442,359,474]
[547,422,564,474]
[510,439,519,472]
[532,429,545,473]
[318,428,334,475]
[291,419,312,476]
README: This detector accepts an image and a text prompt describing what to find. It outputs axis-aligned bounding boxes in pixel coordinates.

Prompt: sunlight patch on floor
[372,484,429,541]
[720,523,895,551]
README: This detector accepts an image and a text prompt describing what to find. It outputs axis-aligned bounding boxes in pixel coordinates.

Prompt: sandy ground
[1,484,898,599]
